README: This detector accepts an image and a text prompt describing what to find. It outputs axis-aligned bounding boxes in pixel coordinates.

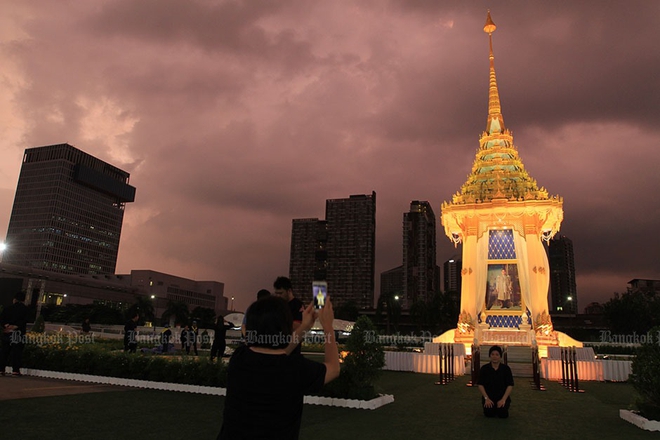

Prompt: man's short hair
[489,345,503,356]
[244,296,292,349]
[14,291,26,302]
[273,276,292,291]
[256,289,271,300]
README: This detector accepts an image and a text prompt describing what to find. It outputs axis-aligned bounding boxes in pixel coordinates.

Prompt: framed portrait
[485,263,522,312]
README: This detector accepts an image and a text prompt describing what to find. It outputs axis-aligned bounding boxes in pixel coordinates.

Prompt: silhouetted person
[211,316,234,361]
[273,277,304,355]
[124,313,139,353]
[0,291,29,376]
[82,317,91,334]
[191,321,199,355]
[182,325,193,354]
[161,325,172,353]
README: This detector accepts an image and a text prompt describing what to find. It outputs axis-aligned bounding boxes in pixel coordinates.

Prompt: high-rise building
[380,265,403,301]
[443,255,462,294]
[4,143,136,275]
[548,235,578,315]
[325,192,376,309]
[290,192,375,309]
[289,218,327,297]
[402,201,438,308]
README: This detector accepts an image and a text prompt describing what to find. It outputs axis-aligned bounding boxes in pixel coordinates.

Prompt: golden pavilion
[438,12,579,352]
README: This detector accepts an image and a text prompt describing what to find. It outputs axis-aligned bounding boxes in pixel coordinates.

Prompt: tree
[162,301,190,326]
[190,306,216,329]
[127,295,155,325]
[410,299,433,332]
[603,290,660,335]
[376,292,402,334]
[630,326,660,420]
[90,304,125,325]
[335,300,359,321]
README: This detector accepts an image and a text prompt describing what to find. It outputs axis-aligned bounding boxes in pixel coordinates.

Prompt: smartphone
[312,281,327,309]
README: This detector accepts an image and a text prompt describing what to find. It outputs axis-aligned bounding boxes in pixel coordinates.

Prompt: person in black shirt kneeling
[477,345,514,418]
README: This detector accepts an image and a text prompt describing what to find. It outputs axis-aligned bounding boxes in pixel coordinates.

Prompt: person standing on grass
[123,312,139,353]
[82,317,91,334]
[211,316,234,361]
[478,345,514,418]
[217,295,340,440]
[191,320,199,356]
[0,291,28,376]
[161,325,172,353]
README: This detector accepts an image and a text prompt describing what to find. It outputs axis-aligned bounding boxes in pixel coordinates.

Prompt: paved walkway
[0,375,127,401]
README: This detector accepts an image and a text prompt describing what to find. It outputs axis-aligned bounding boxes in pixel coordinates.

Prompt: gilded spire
[445,11,552,205]
[484,10,504,134]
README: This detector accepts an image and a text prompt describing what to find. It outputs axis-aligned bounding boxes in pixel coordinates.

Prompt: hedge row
[22,345,228,387]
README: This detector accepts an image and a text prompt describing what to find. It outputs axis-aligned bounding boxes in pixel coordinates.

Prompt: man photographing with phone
[217,293,340,439]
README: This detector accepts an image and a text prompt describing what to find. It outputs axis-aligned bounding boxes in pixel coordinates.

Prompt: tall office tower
[443,255,462,294]
[325,192,376,309]
[4,143,136,275]
[402,201,437,309]
[289,218,328,297]
[548,235,578,314]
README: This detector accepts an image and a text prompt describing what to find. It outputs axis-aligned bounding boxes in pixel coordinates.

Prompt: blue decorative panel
[488,229,516,260]
[486,315,522,328]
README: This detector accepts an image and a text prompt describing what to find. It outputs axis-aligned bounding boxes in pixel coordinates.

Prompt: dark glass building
[402,201,438,308]
[325,192,376,309]
[548,235,578,314]
[4,143,136,275]
[289,218,327,298]
[290,192,375,309]
[443,255,462,294]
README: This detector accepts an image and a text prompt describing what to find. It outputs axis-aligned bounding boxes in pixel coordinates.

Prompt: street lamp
[0,241,6,262]
[231,297,235,311]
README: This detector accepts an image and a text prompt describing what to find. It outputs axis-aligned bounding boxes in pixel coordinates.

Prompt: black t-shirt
[218,344,326,440]
[215,322,233,342]
[124,320,137,345]
[0,302,28,336]
[288,298,304,355]
[478,362,514,402]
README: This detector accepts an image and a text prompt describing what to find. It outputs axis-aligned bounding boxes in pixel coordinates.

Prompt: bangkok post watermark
[12,332,97,346]
[363,331,435,345]
[599,330,660,345]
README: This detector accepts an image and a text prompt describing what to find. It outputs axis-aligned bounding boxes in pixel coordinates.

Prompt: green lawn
[1,372,656,440]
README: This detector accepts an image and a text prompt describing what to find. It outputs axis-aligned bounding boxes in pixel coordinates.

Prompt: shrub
[630,326,660,420]
[21,343,229,387]
[339,316,385,399]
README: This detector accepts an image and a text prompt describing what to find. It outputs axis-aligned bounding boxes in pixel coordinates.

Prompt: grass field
[1,371,656,440]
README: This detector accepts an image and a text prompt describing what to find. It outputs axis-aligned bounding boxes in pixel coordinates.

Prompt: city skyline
[0,1,659,312]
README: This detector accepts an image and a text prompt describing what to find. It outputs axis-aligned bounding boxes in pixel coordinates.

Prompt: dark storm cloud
[1,0,659,311]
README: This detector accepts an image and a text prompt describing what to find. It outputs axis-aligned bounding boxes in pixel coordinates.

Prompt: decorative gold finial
[484,10,496,34]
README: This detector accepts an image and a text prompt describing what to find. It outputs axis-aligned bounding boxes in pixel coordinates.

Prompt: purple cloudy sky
[1,0,658,312]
